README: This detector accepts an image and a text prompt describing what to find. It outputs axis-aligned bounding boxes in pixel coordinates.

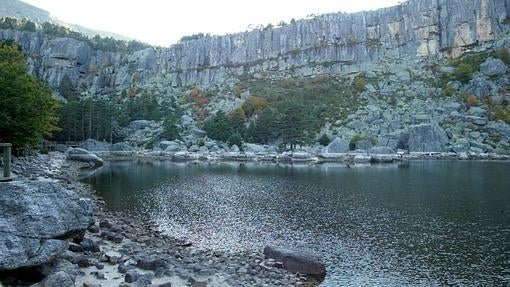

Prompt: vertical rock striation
[1,0,509,92]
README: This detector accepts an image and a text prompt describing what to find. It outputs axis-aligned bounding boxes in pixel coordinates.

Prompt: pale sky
[22,0,403,47]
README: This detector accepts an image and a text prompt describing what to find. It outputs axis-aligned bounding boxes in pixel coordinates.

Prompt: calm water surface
[82,160,510,286]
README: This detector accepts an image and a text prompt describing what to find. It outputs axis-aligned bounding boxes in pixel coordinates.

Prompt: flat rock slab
[263,246,326,276]
[0,180,94,270]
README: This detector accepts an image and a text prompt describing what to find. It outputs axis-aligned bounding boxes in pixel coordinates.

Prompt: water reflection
[83,160,510,286]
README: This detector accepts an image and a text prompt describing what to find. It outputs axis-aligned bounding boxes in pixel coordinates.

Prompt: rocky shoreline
[1,152,322,287]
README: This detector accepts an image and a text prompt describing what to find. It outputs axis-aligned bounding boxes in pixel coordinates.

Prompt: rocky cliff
[1,0,509,95]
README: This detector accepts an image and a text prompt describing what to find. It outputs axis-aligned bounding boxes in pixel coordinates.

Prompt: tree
[203,111,233,142]
[0,41,59,148]
[251,107,276,144]
[277,101,306,150]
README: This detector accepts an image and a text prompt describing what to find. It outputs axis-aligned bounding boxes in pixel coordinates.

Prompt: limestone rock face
[407,122,449,152]
[1,0,508,90]
[0,180,94,271]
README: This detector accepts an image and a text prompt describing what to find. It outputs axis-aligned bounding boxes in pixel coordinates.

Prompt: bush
[455,63,474,83]
[318,134,331,146]
[227,132,243,148]
[467,95,478,106]
[443,84,455,97]
[492,106,510,124]
[196,138,205,147]
[497,48,510,65]
[242,97,268,117]
[353,76,367,94]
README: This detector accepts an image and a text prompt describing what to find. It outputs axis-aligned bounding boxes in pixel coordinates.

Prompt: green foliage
[318,134,331,146]
[59,74,79,100]
[227,132,243,148]
[455,63,475,83]
[490,106,510,124]
[203,111,233,142]
[0,41,59,148]
[242,97,268,117]
[196,138,205,147]
[250,108,276,144]
[276,101,308,150]
[443,83,455,97]
[352,75,367,94]
[496,48,510,65]
[162,115,180,141]
[1,17,149,53]
[229,108,246,133]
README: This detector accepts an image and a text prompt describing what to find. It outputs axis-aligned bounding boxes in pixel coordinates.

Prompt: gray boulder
[110,142,134,156]
[0,181,94,271]
[263,246,326,276]
[322,137,349,153]
[38,271,75,287]
[230,145,240,152]
[128,120,157,131]
[465,76,493,98]
[79,139,111,152]
[407,122,449,152]
[65,147,104,167]
[480,57,507,76]
[378,131,409,150]
[245,143,265,153]
[368,146,395,154]
[487,121,510,141]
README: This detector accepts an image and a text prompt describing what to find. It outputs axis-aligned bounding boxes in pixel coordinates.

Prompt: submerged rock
[0,180,94,271]
[263,246,326,276]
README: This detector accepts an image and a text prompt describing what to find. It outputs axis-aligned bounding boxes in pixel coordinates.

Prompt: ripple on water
[84,161,510,286]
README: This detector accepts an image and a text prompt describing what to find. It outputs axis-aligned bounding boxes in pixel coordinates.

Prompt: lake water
[82,160,510,286]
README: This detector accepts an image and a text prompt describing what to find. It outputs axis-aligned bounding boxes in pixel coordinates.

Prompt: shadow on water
[82,160,510,286]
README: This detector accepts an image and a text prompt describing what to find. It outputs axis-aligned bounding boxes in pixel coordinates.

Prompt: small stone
[87,225,100,233]
[99,220,111,229]
[95,263,104,270]
[74,256,90,268]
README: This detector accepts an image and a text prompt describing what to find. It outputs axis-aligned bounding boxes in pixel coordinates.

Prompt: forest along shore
[1,152,320,287]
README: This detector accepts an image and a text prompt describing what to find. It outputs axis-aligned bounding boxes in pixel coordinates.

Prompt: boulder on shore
[65,147,103,167]
[263,246,326,276]
[322,137,349,154]
[0,180,94,271]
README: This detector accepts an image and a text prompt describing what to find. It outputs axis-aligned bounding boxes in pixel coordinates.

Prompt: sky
[22,0,403,47]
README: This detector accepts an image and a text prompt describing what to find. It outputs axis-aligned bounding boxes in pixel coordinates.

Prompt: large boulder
[480,57,507,76]
[322,137,349,153]
[79,139,111,152]
[407,122,449,152]
[110,142,134,156]
[65,147,104,167]
[245,143,265,153]
[263,246,326,276]
[368,146,395,155]
[0,180,94,271]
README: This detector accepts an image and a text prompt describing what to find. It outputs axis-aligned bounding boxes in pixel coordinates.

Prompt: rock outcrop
[0,180,94,271]
[1,0,509,91]
[65,147,104,166]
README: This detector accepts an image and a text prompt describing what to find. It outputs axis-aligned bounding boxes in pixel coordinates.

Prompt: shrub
[318,134,331,146]
[492,106,510,124]
[227,132,243,148]
[196,138,205,147]
[455,63,474,83]
[242,97,268,117]
[353,76,367,94]
[443,84,455,97]
[467,95,478,106]
[496,48,510,65]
